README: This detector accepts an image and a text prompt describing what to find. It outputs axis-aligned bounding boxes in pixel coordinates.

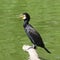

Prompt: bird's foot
[33,45,37,49]
[27,45,37,50]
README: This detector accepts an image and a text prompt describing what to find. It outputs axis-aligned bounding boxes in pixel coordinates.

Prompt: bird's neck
[23,20,29,28]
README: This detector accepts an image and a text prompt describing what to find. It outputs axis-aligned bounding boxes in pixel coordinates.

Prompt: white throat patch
[23,15,26,20]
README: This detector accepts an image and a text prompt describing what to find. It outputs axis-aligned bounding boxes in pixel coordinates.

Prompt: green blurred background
[0,0,60,60]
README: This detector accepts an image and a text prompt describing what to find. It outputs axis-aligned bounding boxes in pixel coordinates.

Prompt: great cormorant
[20,13,51,53]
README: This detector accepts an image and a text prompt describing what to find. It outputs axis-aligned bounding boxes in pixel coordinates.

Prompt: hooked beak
[19,14,24,19]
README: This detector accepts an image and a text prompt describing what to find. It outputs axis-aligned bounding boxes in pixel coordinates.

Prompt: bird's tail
[44,47,51,54]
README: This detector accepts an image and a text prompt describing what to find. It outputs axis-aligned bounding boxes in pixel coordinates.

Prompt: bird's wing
[25,25,43,45]
[28,24,40,36]
[25,26,36,44]
[29,27,44,46]
[28,27,41,40]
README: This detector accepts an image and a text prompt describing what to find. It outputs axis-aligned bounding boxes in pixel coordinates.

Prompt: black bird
[20,13,51,53]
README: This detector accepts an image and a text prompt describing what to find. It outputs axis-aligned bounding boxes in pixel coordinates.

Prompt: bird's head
[19,13,30,21]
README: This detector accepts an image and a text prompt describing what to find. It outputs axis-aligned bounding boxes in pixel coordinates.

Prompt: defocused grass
[0,0,60,60]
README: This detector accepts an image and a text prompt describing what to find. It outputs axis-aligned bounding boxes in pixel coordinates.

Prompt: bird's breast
[25,25,30,32]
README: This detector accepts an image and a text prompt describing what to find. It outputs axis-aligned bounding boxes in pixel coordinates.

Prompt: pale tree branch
[22,45,40,60]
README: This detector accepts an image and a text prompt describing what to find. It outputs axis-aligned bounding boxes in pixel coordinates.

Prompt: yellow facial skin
[19,14,26,20]
[19,14,24,19]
